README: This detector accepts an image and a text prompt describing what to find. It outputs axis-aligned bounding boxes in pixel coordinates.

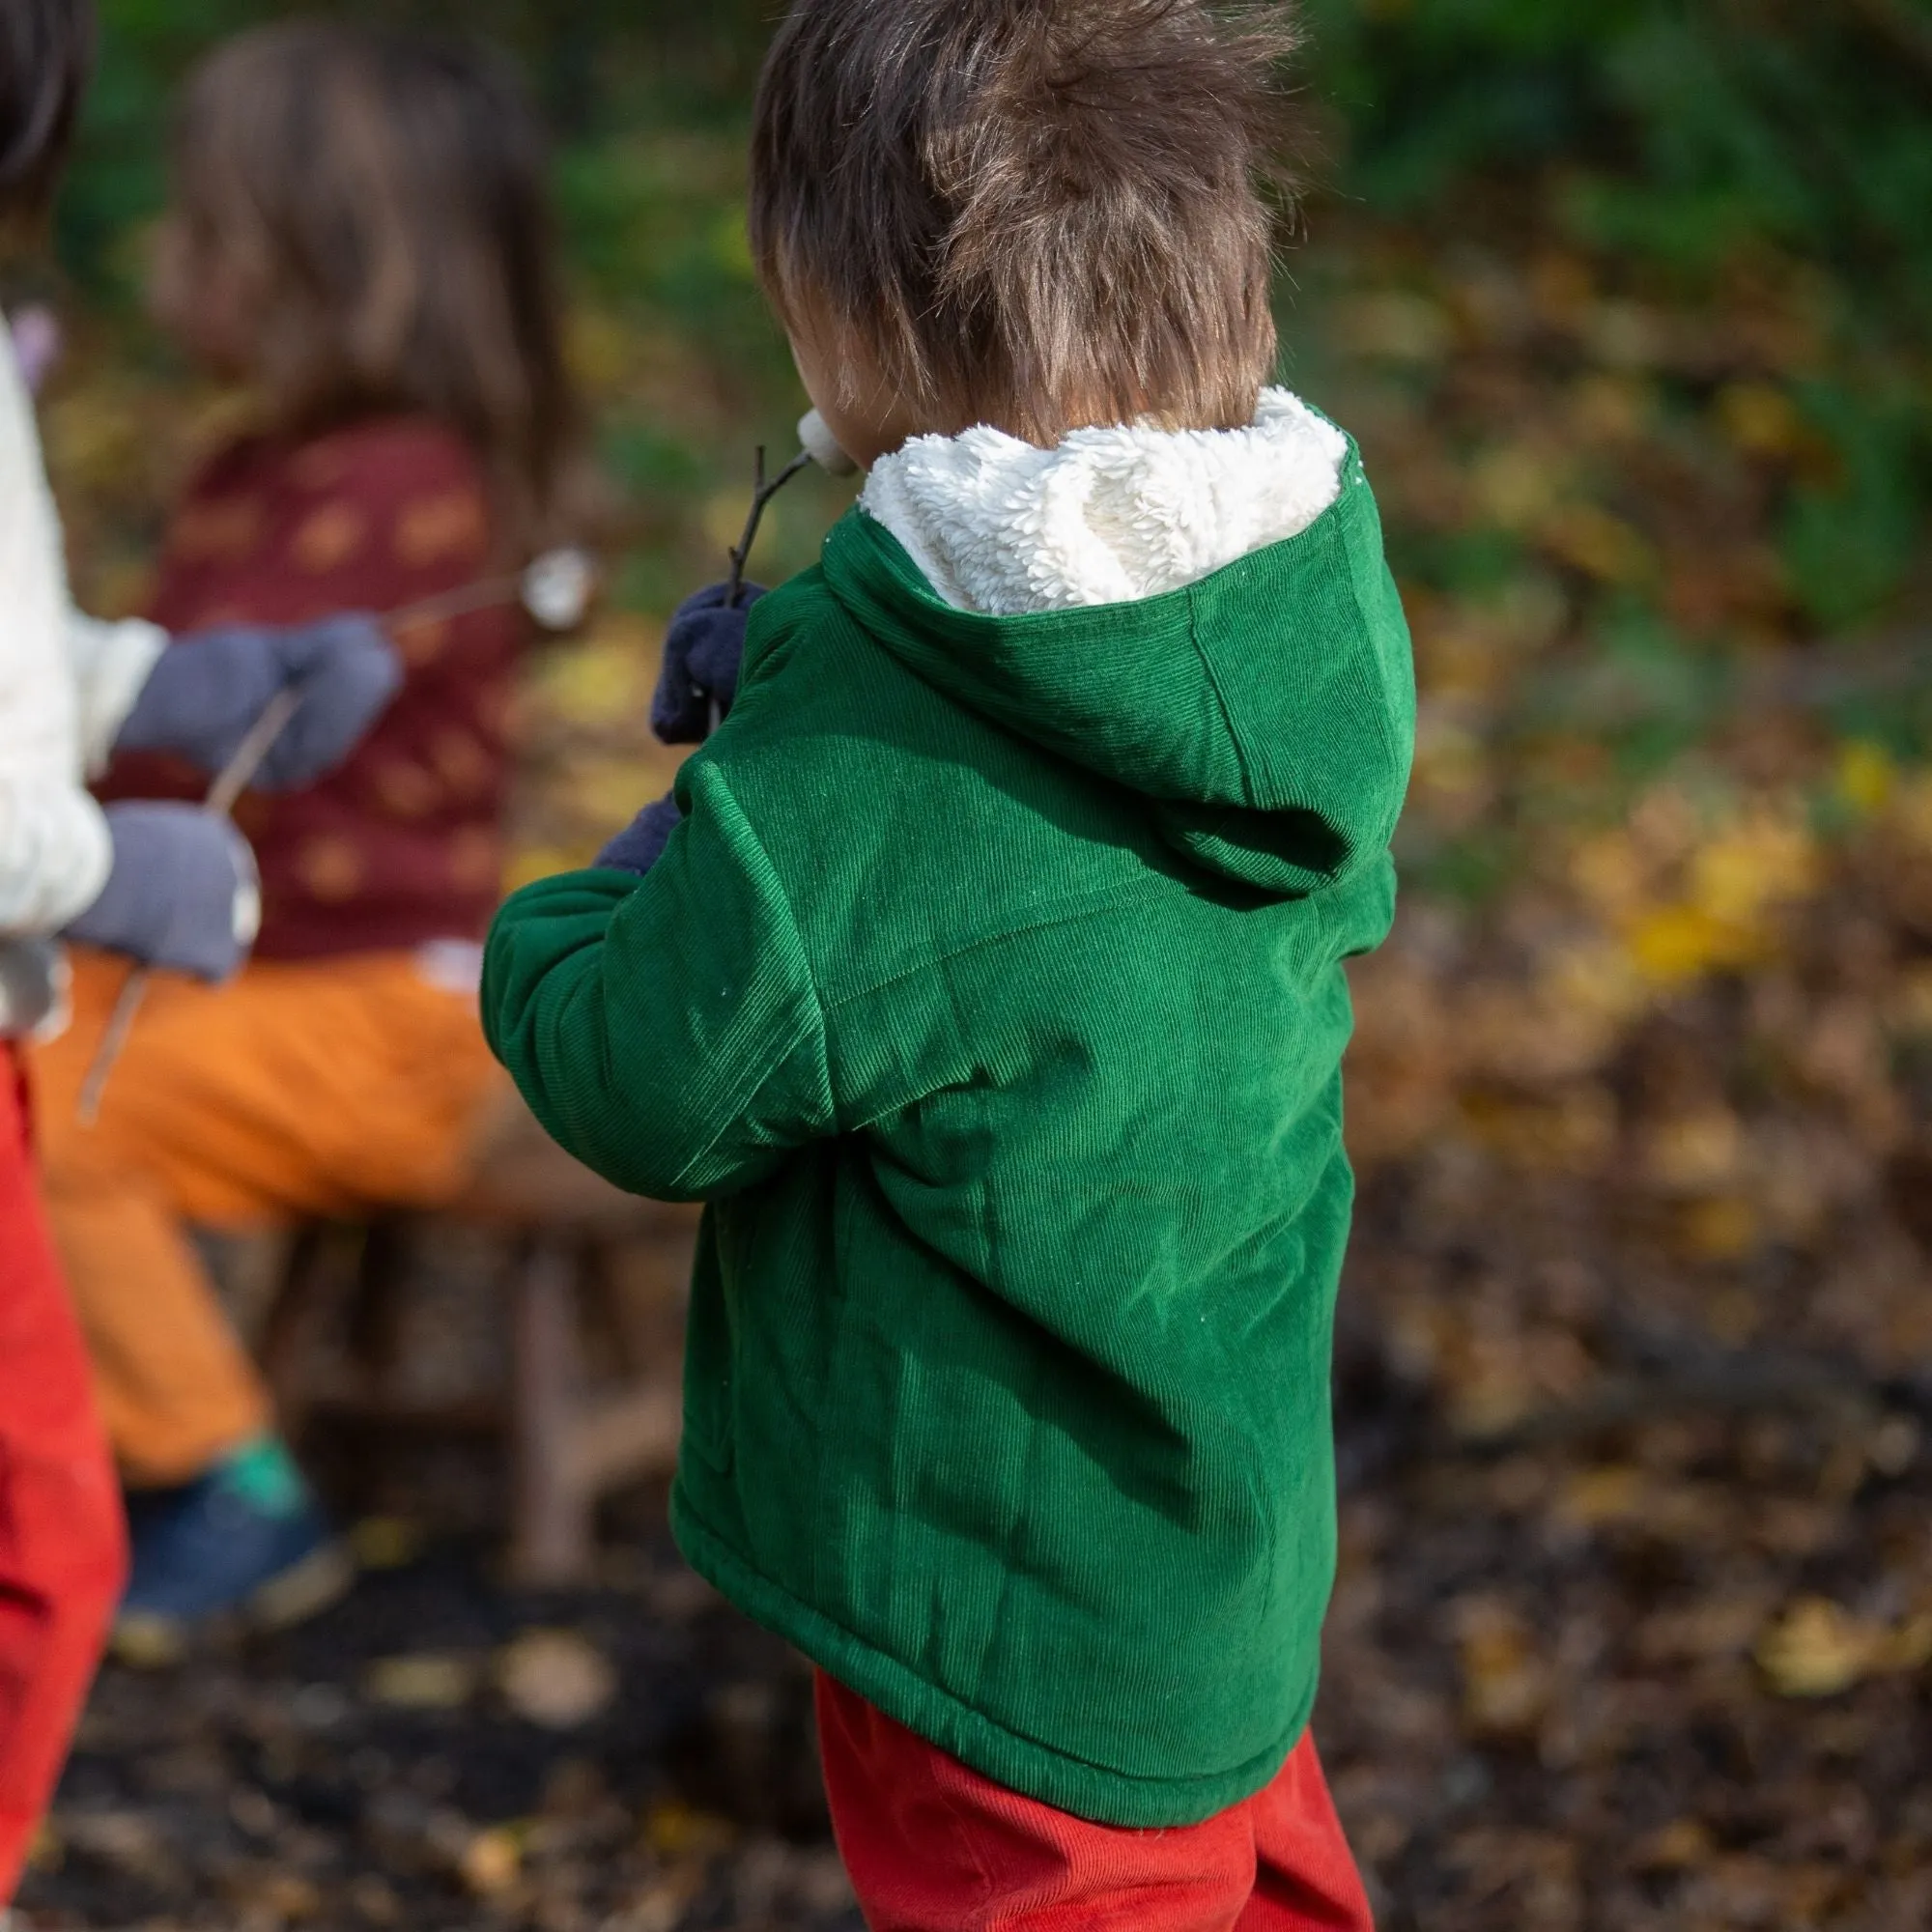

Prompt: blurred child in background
[487,0,1409,1920]
[2,0,397,1893]
[31,19,583,1660]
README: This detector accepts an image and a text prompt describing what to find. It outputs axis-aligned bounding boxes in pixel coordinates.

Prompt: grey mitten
[117,615,404,790]
[63,804,260,982]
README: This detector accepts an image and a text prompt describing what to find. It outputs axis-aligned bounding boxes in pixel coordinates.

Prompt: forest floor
[13,1234,1930,1932]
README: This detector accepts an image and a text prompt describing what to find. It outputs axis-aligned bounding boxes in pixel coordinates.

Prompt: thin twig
[75,971,151,1129]
[383,573,529,636]
[727,444,812,609]
[207,687,305,817]
[75,553,596,1125]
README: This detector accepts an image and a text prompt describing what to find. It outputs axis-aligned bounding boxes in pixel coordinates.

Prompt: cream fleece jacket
[0,318,167,1034]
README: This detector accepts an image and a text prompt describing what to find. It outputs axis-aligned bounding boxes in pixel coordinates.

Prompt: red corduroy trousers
[0,1047,127,1903]
[816,1673,1376,1931]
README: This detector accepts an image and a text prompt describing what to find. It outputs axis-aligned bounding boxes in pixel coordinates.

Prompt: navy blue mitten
[596,795,684,878]
[119,615,404,790]
[64,803,260,981]
[651,582,766,745]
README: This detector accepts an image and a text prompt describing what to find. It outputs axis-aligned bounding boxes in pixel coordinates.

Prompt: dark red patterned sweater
[99,416,526,961]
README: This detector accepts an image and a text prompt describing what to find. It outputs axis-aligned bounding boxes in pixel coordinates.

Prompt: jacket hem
[668,1482,1312,1831]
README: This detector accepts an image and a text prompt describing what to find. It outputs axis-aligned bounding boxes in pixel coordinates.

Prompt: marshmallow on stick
[798,408,860,477]
[77,546,602,1124]
[725,410,859,607]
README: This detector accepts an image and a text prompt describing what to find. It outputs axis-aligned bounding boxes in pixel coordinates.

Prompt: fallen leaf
[1456,1599,1550,1738]
[497,1628,618,1730]
[642,1800,736,1861]
[350,1517,423,1571]
[1634,1817,1715,1871]
[1754,1600,1932,1698]
[363,1653,480,1711]
[459,1824,523,1898]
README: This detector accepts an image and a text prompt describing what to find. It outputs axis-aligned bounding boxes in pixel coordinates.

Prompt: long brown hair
[0,0,94,230]
[162,21,582,554]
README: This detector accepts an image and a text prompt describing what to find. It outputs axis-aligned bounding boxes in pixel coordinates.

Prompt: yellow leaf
[643,1801,736,1861]
[1837,740,1895,817]
[1682,1195,1760,1263]
[1539,501,1655,584]
[1756,1600,1884,1698]
[1456,1600,1549,1737]
[1555,1465,1645,1528]
[1690,813,1819,926]
[1627,904,1757,984]
[364,1653,479,1711]
[1634,1818,1715,1872]
[1716,382,1802,458]
[460,1826,523,1898]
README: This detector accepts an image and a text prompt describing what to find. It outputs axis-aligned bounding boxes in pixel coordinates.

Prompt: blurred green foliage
[48,0,1932,635]
[64,0,767,281]
[1302,0,1932,632]
[1310,0,1931,290]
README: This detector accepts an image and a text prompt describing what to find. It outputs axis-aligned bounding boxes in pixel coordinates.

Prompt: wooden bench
[255,1096,694,1585]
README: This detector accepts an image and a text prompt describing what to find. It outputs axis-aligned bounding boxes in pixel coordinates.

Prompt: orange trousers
[30,949,505,1488]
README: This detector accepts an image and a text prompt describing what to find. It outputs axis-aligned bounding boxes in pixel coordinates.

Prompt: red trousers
[0,1049,127,1903]
[816,1675,1375,1931]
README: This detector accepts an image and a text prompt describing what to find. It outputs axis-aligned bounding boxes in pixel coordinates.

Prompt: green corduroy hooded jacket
[482,432,1414,1827]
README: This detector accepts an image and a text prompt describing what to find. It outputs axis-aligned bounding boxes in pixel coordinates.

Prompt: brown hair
[751,0,1298,445]
[0,0,93,228]
[166,21,582,554]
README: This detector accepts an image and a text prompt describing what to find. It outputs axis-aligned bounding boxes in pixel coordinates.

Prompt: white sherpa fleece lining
[860,387,1350,617]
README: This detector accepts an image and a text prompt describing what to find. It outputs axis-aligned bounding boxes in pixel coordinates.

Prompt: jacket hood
[821,392,1415,898]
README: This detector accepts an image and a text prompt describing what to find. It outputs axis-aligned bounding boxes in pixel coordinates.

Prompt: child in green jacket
[485,1,1412,1920]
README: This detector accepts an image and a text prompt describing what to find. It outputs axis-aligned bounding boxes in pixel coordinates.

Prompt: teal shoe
[114,1438,353,1665]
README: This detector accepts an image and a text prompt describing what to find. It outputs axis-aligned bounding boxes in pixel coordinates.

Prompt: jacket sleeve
[66,612,168,775]
[482,759,835,1202]
[0,335,112,936]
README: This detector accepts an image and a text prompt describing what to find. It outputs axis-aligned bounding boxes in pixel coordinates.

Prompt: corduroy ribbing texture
[483,436,1415,1828]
